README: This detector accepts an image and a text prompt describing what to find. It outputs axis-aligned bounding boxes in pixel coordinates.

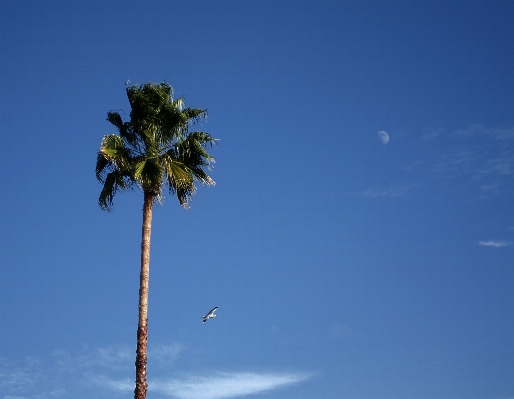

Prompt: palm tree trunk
[135,191,153,399]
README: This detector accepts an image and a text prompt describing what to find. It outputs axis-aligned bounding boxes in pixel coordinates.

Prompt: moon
[377,130,389,144]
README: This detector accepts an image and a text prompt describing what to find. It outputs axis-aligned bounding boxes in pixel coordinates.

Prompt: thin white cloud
[410,124,514,199]
[453,124,514,140]
[51,343,183,372]
[350,183,416,198]
[150,372,312,399]
[1,348,310,399]
[483,154,514,176]
[149,343,184,365]
[0,357,41,394]
[479,240,513,248]
[52,345,133,373]
[419,128,443,142]
[0,344,185,399]
[91,375,134,391]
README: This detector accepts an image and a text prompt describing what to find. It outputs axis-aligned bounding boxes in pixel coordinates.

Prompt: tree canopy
[96,82,216,209]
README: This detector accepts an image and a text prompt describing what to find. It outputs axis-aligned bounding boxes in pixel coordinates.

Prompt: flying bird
[202,306,218,323]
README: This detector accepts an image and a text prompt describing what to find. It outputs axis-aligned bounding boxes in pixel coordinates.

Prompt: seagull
[202,306,218,323]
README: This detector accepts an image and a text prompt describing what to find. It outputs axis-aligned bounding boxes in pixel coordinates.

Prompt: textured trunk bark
[134,191,153,399]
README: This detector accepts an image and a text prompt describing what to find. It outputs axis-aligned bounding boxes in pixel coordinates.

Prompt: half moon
[377,131,389,144]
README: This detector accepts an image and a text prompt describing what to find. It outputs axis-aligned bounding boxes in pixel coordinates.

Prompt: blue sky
[1,1,513,399]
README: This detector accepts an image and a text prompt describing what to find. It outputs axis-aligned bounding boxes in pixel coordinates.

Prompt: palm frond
[101,134,128,158]
[98,170,131,211]
[175,185,196,209]
[107,111,139,150]
[106,111,125,133]
[127,82,174,134]
[182,108,208,126]
[161,154,193,185]
[134,158,164,195]
[176,132,217,174]
[100,134,135,173]
[96,151,111,182]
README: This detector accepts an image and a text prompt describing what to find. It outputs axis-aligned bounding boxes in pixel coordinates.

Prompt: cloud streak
[1,347,310,399]
[350,183,417,198]
[413,124,514,198]
[150,372,312,399]
[479,240,513,248]
[0,344,184,399]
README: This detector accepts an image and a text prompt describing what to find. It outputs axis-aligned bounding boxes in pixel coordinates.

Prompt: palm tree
[95,82,216,399]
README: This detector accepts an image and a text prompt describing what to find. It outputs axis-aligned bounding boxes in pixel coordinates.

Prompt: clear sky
[1,1,513,399]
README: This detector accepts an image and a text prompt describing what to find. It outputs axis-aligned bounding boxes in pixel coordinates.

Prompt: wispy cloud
[150,372,312,399]
[51,343,183,372]
[52,345,132,373]
[90,374,134,391]
[453,124,514,141]
[479,240,513,248]
[349,183,416,198]
[0,344,184,399]
[419,128,443,142]
[412,124,514,198]
[149,344,184,365]
[1,347,310,399]
[0,357,42,396]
